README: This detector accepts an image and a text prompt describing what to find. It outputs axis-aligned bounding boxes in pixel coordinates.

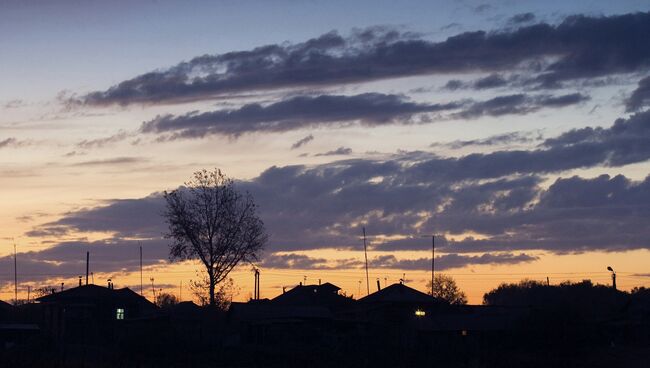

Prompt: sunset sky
[2,0,650,304]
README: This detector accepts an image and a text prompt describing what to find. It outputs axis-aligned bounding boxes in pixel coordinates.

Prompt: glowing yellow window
[116,308,125,320]
[415,309,426,317]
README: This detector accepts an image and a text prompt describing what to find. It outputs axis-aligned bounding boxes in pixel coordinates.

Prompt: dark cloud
[259,252,537,271]
[63,150,86,157]
[453,93,589,119]
[440,23,461,31]
[315,147,353,156]
[369,253,538,270]
[0,238,167,288]
[432,131,542,149]
[474,74,508,89]
[140,93,461,138]
[290,134,314,149]
[0,138,31,149]
[431,174,650,253]
[27,194,165,239]
[2,99,25,109]
[70,157,146,167]
[443,80,464,91]
[443,74,510,91]
[541,110,650,167]
[626,75,650,112]
[139,91,587,139]
[79,13,650,106]
[259,253,333,269]
[76,130,131,150]
[509,13,536,24]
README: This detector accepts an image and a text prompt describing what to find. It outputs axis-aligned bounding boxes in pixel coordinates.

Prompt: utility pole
[431,235,435,295]
[13,239,17,305]
[140,245,143,296]
[421,234,435,295]
[256,270,260,299]
[363,227,370,296]
[85,251,89,285]
[253,268,260,300]
[179,281,183,302]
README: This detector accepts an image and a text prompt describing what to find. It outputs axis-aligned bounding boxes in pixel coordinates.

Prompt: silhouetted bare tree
[155,292,179,308]
[33,286,57,298]
[426,274,467,305]
[190,276,239,309]
[164,169,267,307]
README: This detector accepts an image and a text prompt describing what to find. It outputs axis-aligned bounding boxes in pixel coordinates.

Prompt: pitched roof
[359,283,442,304]
[271,282,350,308]
[0,300,13,310]
[36,284,155,308]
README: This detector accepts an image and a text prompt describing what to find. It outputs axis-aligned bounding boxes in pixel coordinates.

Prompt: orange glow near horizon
[3,248,649,305]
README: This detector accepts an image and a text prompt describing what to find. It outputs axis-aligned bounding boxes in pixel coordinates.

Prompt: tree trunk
[209,271,216,307]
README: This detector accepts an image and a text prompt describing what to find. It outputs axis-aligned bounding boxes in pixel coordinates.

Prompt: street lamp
[607,266,616,290]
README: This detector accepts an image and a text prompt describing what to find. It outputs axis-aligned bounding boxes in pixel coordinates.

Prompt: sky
[2,0,650,304]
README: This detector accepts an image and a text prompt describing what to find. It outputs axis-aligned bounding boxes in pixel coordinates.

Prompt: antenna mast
[13,239,18,304]
[363,227,370,296]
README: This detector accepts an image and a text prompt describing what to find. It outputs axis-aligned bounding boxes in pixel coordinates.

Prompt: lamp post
[607,266,616,290]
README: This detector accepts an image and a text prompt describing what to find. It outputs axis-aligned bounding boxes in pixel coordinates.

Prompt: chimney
[78,276,82,287]
[282,287,286,294]
[376,279,381,291]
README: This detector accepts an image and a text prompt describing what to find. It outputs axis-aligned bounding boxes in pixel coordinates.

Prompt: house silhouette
[352,282,446,323]
[36,284,157,343]
[0,299,12,322]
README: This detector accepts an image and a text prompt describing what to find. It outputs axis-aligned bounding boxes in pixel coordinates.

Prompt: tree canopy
[163,169,267,307]
[426,273,467,305]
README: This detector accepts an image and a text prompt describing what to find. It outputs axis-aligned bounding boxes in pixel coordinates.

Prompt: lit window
[414,309,426,317]
[116,308,125,320]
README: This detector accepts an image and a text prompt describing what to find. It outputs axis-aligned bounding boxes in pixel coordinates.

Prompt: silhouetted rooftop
[36,284,155,309]
[0,300,12,310]
[271,282,351,308]
[359,283,442,304]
